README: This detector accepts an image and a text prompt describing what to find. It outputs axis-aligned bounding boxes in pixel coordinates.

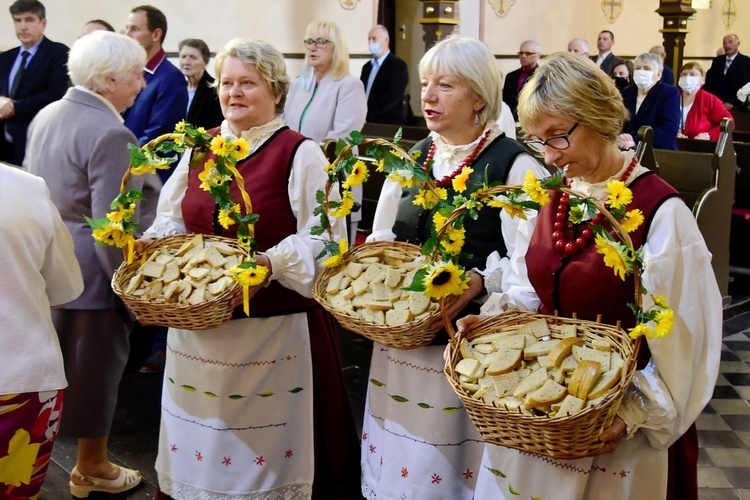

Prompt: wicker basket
[112,233,247,331]
[445,310,639,459]
[312,241,458,349]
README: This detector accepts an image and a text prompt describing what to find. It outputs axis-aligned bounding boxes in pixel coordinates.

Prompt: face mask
[678,75,701,94]
[633,69,655,90]
[613,76,629,90]
[369,42,382,57]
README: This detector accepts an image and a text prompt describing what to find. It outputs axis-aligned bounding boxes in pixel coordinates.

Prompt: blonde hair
[418,35,502,125]
[304,20,349,81]
[214,38,290,114]
[518,51,627,144]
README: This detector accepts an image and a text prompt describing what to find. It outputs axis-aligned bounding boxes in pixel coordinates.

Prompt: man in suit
[360,25,409,125]
[591,30,623,76]
[124,4,187,169]
[502,40,541,121]
[0,0,68,166]
[704,34,750,111]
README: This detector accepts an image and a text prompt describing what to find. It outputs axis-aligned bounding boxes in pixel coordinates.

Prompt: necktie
[9,50,29,99]
[725,57,733,75]
[365,59,379,99]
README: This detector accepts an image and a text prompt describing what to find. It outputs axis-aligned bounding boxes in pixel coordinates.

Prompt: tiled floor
[697,306,750,500]
[39,304,750,499]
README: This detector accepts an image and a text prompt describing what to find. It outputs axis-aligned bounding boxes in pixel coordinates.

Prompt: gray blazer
[24,87,160,309]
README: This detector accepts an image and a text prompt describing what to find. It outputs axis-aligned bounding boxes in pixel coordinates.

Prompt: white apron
[474,432,666,499]
[155,314,314,499]
[361,345,484,500]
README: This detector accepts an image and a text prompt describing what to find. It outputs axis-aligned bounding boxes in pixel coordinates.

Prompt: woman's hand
[693,132,711,140]
[590,415,627,455]
[676,132,688,139]
[427,270,483,332]
[133,238,153,255]
[616,133,636,151]
[456,314,482,334]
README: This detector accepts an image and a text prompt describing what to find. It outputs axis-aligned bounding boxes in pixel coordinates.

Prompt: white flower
[737,82,750,103]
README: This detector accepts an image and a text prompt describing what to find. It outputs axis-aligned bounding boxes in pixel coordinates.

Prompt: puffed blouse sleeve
[617,197,722,448]
[262,139,347,297]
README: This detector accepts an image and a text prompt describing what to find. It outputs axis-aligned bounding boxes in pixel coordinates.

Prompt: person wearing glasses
[361,36,547,499]
[617,52,680,151]
[502,40,541,121]
[458,52,721,500]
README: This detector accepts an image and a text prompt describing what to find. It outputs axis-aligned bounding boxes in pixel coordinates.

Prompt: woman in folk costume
[459,52,722,500]
[140,38,360,499]
[361,36,547,499]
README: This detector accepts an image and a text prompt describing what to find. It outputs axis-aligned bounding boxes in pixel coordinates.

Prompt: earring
[475,113,480,126]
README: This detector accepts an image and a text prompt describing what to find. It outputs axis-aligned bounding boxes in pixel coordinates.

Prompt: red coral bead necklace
[552,156,637,257]
[422,128,491,188]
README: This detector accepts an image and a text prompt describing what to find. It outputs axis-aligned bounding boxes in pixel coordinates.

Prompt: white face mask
[678,75,702,94]
[369,42,383,57]
[633,69,655,90]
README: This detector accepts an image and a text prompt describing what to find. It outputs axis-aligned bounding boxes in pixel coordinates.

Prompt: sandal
[69,465,142,498]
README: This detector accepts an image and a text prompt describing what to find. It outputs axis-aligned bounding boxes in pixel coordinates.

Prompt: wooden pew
[642,119,735,299]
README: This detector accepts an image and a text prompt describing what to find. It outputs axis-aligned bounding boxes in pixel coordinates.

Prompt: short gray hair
[68,31,146,93]
[419,35,502,125]
[214,38,290,114]
[634,52,663,73]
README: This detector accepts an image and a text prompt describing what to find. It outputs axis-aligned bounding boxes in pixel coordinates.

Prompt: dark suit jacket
[0,36,69,165]
[661,65,675,86]
[591,53,623,76]
[621,81,680,150]
[186,71,223,130]
[502,66,537,121]
[360,52,409,125]
[704,53,750,107]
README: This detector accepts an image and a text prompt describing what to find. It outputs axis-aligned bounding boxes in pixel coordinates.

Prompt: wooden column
[655,0,696,83]
[419,0,459,51]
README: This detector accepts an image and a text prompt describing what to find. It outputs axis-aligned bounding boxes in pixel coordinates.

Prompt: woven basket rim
[312,240,458,348]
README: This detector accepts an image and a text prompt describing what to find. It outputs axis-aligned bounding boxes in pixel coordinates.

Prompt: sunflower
[323,253,343,268]
[653,309,674,338]
[628,323,653,340]
[198,159,217,191]
[174,120,186,132]
[422,261,469,299]
[621,209,644,233]
[92,222,129,247]
[606,180,633,209]
[218,203,241,229]
[343,160,369,189]
[594,234,631,280]
[106,203,136,223]
[522,170,550,206]
[433,212,449,233]
[441,226,466,255]
[452,166,473,193]
[338,238,349,254]
[130,163,157,175]
[331,190,355,218]
[229,137,250,160]
[230,263,268,287]
[413,189,440,209]
[487,196,527,220]
[653,295,668,308]
[210,135,227,156]
[324,163,335,175]
[387,169,418,188]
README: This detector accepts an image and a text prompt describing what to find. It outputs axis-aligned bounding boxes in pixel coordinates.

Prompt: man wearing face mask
[360,25,409,125]
[617,52,680,150]
[677,62,733,141]
[704,34,750,110]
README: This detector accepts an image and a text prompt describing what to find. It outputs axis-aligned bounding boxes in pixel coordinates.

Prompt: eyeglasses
[303,38,331,49]
[524,123,579,153]
[517,51,539,57]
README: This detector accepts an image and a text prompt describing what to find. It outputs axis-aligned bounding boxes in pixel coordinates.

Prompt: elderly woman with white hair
[24,30,152,497]
[617,52,680,150]
[139,38,360,499]
[361,36,547,499]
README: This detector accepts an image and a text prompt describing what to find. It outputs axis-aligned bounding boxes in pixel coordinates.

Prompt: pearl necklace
[423,129,491,188]
[552,156,638,256]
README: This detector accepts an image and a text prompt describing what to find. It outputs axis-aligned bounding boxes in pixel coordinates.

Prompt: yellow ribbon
[243,285,249,316]
[126,236,135,264]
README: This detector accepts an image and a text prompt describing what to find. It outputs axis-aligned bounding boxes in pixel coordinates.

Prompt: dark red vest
[181,126,318,317]
[527,172,678,367]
